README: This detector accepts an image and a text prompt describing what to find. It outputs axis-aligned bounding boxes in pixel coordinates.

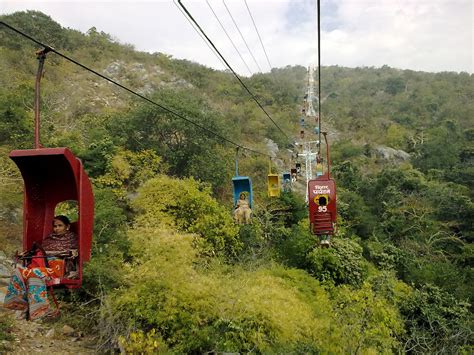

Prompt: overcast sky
[2,0,473,75]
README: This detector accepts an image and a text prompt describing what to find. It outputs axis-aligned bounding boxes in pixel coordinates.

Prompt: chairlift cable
[317,0,322,156]
[172,0,229,70]
[177,0,291,143]
[222,0,263,73]
[206,0,253,76]
[243,0,272,71]
[0,20,270,158]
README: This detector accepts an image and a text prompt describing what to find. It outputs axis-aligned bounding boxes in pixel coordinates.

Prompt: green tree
[81,187,129,295]
[331,283,404,352]
[306,238,368,286]
[386,123,409,149]
[332,161,362,191]
[94,149,166,199]
[108,89,231,190]
[132,175,241,258]
[400,285,472,353]
[413,126,460,172]
[0,85,33,146]
[338,188,378,238]
[1,11,69,50]
[385,77,406,95]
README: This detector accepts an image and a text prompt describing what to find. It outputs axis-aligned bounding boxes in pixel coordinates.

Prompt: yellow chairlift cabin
[267,160,281,197]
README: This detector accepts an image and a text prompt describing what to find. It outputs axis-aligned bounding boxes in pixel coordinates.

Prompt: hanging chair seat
[267,174,280,197]
[232,176,253,208]
[308,173,337,236]
[10,147,94,288]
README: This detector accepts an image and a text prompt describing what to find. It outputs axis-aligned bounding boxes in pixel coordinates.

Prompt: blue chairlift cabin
[232,148,253,208]
[282,172,291,192]
[232,176,253,208]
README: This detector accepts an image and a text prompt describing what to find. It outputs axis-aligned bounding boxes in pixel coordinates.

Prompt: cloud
[1,0,472,74]
[322,0,473,72]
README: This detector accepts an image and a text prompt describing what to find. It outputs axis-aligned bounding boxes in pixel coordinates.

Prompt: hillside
[0,11,473,353]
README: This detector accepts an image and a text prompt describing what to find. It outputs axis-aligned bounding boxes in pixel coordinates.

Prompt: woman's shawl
[42,230,78,254]
[236,199,250,209]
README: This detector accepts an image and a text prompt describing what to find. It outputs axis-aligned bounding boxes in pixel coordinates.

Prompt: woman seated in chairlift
[234,192,252,224]
[3,215,78,320]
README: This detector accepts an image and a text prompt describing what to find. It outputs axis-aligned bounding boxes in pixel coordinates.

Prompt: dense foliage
[0,11,472,353]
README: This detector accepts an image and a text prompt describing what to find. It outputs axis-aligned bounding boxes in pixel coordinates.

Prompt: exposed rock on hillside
[373,146,410,162]
[265,138,279,159]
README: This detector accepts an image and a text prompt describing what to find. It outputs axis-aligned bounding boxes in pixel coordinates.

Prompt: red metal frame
[10,147,94,288]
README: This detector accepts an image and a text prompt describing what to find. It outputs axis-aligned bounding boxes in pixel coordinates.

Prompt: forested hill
[0,11,472,353]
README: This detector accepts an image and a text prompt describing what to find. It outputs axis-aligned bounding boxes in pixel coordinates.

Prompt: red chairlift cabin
[308,174,336,236]
[10,148,94,288]
[308,132,337,241]
[295,163,302,175]
[290,168,298,182]
[10,48,94,288]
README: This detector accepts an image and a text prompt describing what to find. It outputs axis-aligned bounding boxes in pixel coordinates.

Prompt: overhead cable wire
[205,0,253,76]
[0,20,269,158]
[317,0,322,156]
[242,0,283,97]
[172,0,228,70]
[244,0,272,71]
[177,0,290,142]
[222,0,262,73]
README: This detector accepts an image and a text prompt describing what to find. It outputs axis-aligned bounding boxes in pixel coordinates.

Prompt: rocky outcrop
[0,251,14,304]
[373,146,410,162]
[265,138,279,159]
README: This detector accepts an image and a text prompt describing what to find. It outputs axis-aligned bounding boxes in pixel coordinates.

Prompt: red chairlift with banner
[308,132,336,247]
[10,48,94,289]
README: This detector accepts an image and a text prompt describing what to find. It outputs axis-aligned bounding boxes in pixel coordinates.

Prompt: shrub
[365,239,403,270]
[98,227,408,353]
[274,219,317,269]
[400,285,472,353]
[118,329,168,354]
[105,228,332,352]
[306,238,368,286]
[330,282,405,352]
[131,175,241,258]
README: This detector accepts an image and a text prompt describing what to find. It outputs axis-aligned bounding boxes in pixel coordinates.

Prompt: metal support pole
[34,48,50,149]
[235,147,239,176]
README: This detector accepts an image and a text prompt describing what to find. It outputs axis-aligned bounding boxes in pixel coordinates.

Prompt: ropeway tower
[298,140,318,203]
[306,65,317,117]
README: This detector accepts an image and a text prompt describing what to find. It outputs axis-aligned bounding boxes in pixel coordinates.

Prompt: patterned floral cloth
[3,231,77,320]
[4,268,50,320]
